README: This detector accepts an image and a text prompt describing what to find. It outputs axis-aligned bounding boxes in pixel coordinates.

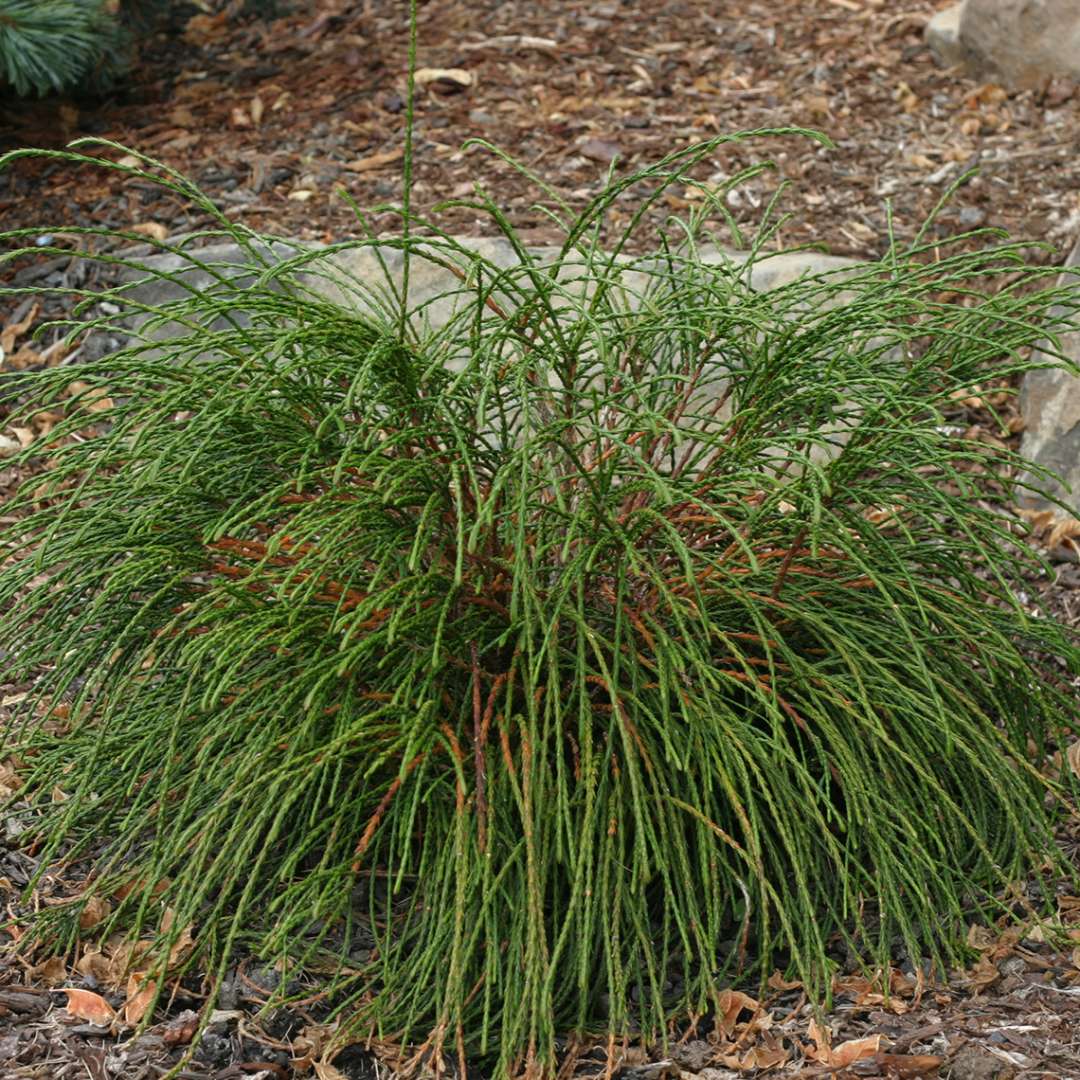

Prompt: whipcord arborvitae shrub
[1,134,1079,1077]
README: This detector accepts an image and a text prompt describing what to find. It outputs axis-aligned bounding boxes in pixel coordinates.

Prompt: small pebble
[997,955,1026,977]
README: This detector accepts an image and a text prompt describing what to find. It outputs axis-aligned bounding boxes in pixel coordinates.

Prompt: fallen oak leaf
[964,953,1002,992]
[806,1020,883,1067]
[123,973,157,1025]
[871,1052,944,1077]
[113,875,171,903]
[716,1044,790,1070]
[714,987,758,1036]
[0,760,20,798]
[75,948,112,984]
[1067,741,1080,780]
[29,956,67,987]
[1048,515,1080,552]
[184,11,228,44]
[1016,507,1056,533]
[166,924,195,969]
[161,1008,199,1046]
[106,937,154,985]
[830,1034,884,1067]
[130,222,169,244]
[62,987,116,1026]
[78,894,112,930]
[805,1018,831,1060]
[66,381,114,415]
[767,970,802,991]
[0,302,38,354]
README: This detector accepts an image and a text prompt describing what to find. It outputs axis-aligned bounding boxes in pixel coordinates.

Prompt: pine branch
[0,0,130,97]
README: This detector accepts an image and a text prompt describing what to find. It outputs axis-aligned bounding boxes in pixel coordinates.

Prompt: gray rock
[672,1039,715,1071]
[958,206,986,228]
[926,3,968,68]
[109,235,859,369]
[945,1043,1016,1080]
[1019,238,1080,516]
[927,0,1080,89]
[98,236,873,470]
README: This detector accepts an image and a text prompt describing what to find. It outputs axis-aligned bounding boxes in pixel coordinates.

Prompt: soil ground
[2,1,1080,1077]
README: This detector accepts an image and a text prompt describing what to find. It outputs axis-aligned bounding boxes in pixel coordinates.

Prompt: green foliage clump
[0,0,132,98]
[0,0,286,99]
[1,134,1079,1076]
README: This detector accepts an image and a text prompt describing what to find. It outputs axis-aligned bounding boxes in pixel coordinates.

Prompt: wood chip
[343,147,405,173]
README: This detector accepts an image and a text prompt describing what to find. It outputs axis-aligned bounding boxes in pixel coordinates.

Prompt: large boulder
[1020,239,1080,517]
[925,4,967,69]
[100,236,864,464]
[926,0,1080,89]
[108,236,858,362]
[76,234,1080,498]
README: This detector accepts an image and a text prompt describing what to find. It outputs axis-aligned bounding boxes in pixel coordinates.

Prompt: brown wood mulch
[2,0,1080,1077]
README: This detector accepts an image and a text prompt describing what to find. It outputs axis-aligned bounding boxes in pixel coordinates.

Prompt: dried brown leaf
[829,1034,883,1067]
[1017,507,1056,533]
[76,948,112,984]
[873,1053,944,1077]
[716,1044,789,1071]
[1068,741,1080,780]
[62,987,116,1026]
[168,106,195,127]
[1048,515,1080,551]
[113,876,171,903]
[66,381,114,414]
[0,760,20,798]
[184,12,228,45]
[965,953,1001,992]
[1,303,38,355]
[714,988,757,1036]
[767,971,802,991]
[123,974,157,1026]
[131,222,169,243]
[29,956,67,986]
[79,895,112,930]
[162,1009,199,1046]
[167,924,195,969]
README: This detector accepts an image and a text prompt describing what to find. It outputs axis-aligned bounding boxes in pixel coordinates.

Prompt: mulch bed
[2,0,1080,1077]
[3,0,1079,260]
